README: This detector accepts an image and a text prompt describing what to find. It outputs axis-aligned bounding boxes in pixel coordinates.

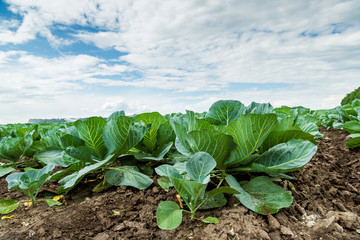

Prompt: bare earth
[0,127,359,240]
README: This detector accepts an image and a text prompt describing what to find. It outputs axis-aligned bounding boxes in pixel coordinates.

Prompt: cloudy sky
[0,0,359,123]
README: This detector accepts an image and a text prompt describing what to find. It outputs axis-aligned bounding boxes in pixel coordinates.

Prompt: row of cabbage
[0,100,322,229]
[314,99,360,149]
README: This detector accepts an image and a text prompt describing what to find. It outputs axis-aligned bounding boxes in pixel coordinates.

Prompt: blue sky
[0,0,359,123]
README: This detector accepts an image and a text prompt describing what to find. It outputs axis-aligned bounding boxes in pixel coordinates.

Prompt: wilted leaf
[24,201,32,207]
[52,195,64,201]
[1,215,14,220]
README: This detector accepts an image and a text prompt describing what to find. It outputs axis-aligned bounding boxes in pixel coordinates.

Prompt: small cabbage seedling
[0,164,62,214]
[156,152,239,230]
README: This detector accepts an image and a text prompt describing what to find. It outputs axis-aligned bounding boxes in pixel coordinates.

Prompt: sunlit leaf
[0,199,19,214]
[156,201,183,230]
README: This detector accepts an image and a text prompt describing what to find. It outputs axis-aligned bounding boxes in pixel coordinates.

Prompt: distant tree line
[341,86,360,105]
[28,118,68,124]
[28,118,85,123]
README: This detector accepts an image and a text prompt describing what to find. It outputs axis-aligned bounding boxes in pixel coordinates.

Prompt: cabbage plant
[0,164,62,214]
[165,100,317,219]
[0,132,34,177]
[133,112,175,161]
[37,115,154,194]
[343,120,360,148]
[156,152,239,230]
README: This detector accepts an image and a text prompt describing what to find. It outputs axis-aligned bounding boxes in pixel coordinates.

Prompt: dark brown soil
[0,128,359,240]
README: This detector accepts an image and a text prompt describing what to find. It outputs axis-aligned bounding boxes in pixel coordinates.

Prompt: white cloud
[68,0,360,94]
[0,0,360,123]
[98,97,151,115]
[75,31,125,50]
[0,51,134,106]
